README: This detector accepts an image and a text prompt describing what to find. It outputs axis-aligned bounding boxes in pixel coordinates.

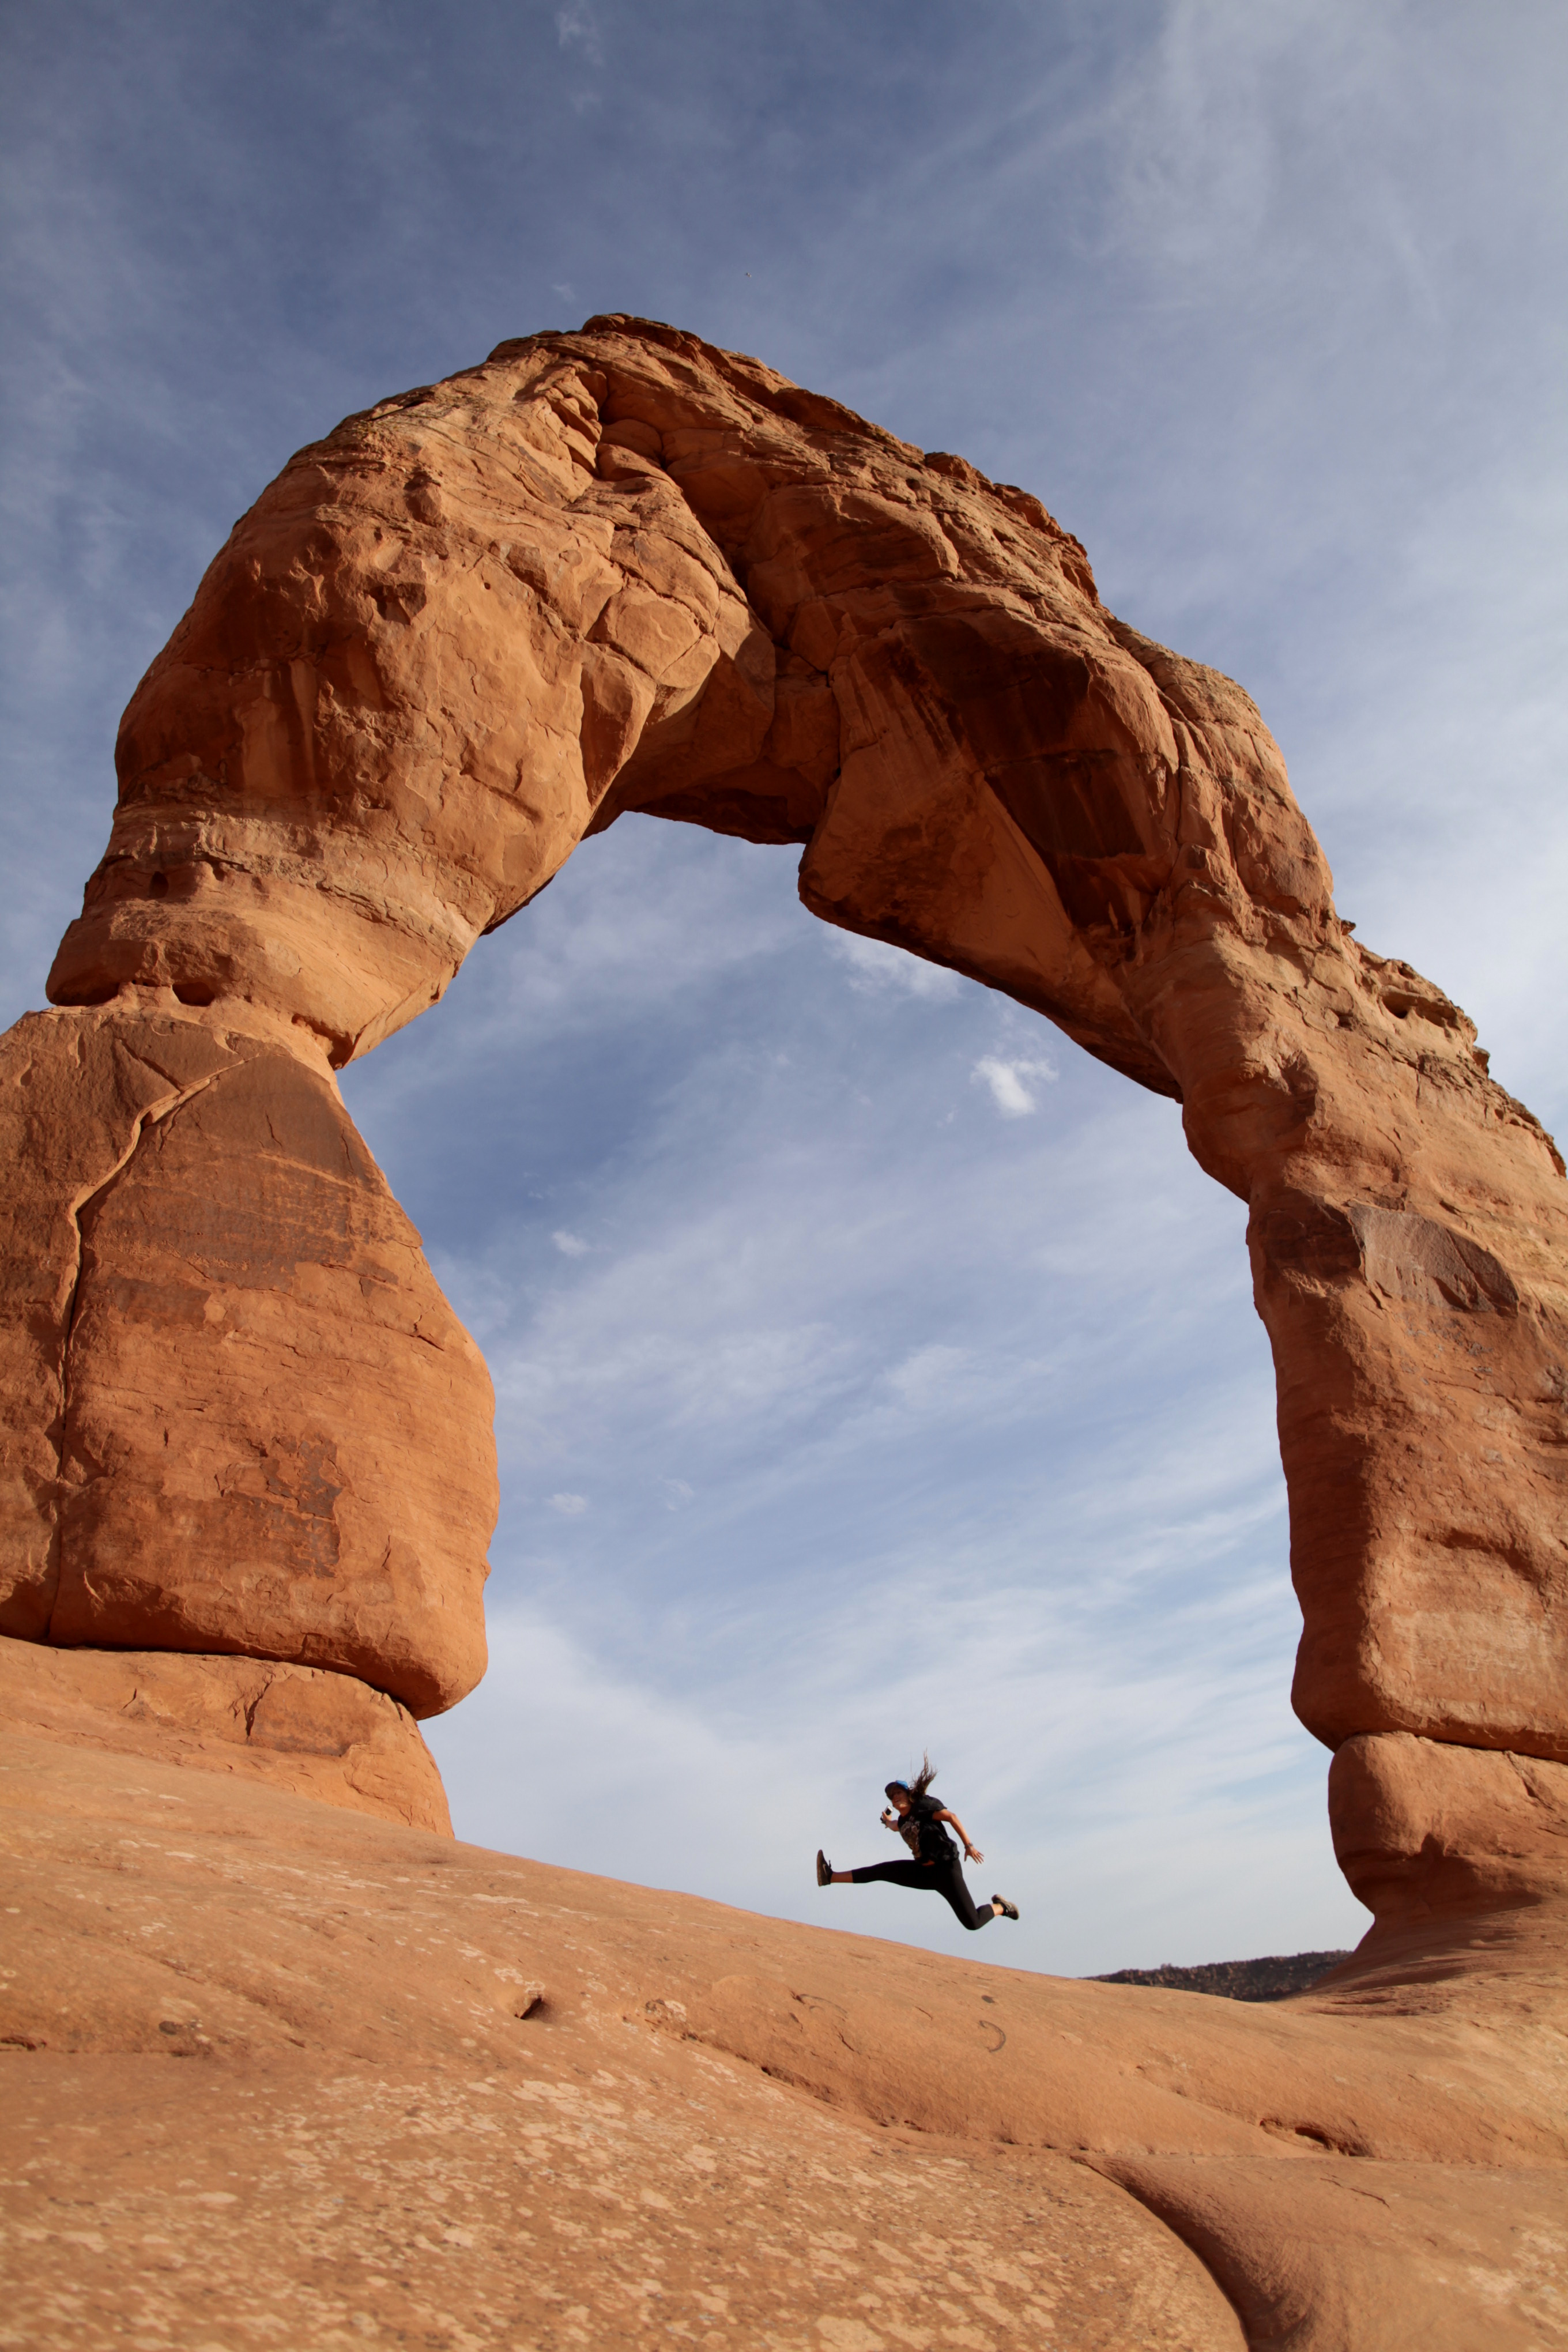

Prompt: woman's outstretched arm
[933,1808,983,1864]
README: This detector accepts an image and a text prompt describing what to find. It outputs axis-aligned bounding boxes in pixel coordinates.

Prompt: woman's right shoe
[816,1850,832,1887]
[992,1894,1020,1920]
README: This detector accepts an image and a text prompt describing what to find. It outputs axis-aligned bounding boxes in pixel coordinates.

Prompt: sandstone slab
[0,1634,449,1833]
[3,1720,1563,2350]
[0,1002,495,1713]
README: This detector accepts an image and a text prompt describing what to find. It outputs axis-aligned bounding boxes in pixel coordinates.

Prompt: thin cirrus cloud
[826,930,963,1001]
[972,1055,1060,1118]
[394,815,1365,1974]
[4,2,1562,1975]
[555,2,604,69]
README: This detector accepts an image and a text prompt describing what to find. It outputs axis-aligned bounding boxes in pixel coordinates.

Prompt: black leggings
[849,1857,994,1931]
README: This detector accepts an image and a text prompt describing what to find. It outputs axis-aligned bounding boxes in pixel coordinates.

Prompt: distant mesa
[1094,1950,1353,2003]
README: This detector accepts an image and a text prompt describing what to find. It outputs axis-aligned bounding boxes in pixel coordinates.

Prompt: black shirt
[896,1793,958,1866]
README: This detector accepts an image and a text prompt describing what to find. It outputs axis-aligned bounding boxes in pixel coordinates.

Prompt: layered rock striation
[1,315,1562,1936]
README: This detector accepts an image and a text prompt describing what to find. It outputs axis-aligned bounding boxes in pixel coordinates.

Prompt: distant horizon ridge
[1091,1949,1352,2003]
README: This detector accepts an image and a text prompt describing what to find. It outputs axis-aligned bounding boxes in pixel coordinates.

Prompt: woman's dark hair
[886,1752,938,1803]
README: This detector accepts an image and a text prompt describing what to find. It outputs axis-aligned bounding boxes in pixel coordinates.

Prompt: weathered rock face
[47,352,762,1065]
[0,1005,494,1715]
[1329,1731,1568,1948]
[0,1635,450,1833]
[5,316,1566,1909]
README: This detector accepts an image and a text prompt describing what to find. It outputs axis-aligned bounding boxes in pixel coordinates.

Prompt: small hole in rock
[172,982,217,1007]
[148,871,169,896]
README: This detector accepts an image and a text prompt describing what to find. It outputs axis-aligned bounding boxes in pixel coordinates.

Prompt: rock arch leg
[3,317,1564,1933]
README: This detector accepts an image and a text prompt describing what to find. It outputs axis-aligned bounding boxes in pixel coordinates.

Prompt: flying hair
[885,1752,938,1803]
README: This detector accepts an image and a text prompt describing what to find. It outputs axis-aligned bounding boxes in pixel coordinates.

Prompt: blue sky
[3,2,1565,1974]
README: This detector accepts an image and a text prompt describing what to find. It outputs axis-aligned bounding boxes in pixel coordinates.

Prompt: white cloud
[552,1229,590,1257]
[826,930,963,1000]
[546,1492,588,1516]
[428,1544,1367,1978]
[554,3,602,68]
[881,1343,971,1414]
[972,1053,1058,1117]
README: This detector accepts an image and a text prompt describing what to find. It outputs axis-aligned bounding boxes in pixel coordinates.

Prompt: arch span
[2,317,1565,1931]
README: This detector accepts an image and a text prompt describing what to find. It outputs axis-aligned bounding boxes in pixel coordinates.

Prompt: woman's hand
[940,1808,985,1867]
[881,1809,896,1829]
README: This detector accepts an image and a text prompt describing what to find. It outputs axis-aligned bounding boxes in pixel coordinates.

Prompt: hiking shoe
[992,1894,1020,1921]
[816,1850,832,1887]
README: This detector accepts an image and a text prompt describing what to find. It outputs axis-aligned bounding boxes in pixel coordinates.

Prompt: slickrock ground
[3,1699,1566,2351]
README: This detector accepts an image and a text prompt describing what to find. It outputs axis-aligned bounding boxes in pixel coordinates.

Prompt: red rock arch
[3,318,1565,1935]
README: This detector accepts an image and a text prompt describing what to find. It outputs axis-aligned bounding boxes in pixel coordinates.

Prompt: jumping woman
[815,1756,1019,1932]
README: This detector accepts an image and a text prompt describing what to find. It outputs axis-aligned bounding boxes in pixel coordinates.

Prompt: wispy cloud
[881,1343,971,1414]
[383,817,1348,1970]
[552,1229,590,1257]
[972,1053,1058,1115]
[555,2,603,68]
[826,930,963,1000]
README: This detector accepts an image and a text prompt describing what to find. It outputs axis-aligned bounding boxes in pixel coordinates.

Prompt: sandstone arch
[2,316,1565,1933]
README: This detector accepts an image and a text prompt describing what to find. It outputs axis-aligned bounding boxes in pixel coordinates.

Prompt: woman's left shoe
[992,1894,1020,1920]
[816,1850,832,1887]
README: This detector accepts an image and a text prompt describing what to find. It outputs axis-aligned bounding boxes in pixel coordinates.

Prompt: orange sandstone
[0,1005,493,1713]
[1,316,1566,2346]
[0,1631,448,1832]
[2,1702,1564,2351]
[20,315,1565,1806]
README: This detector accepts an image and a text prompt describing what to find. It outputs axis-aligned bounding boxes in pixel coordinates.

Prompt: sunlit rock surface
[0,1006,493,1714]
[3,1718,1565,2350]
[11,312,1564,1778]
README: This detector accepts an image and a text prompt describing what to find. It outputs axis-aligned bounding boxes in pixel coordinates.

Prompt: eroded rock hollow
[3,316,1565,1928]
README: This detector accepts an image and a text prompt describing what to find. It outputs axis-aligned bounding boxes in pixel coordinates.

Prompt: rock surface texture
[2,1726,1565,2351]
[0,1634,450,1833]
[2,315,1566,2342]
[0,1004,494,1714]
